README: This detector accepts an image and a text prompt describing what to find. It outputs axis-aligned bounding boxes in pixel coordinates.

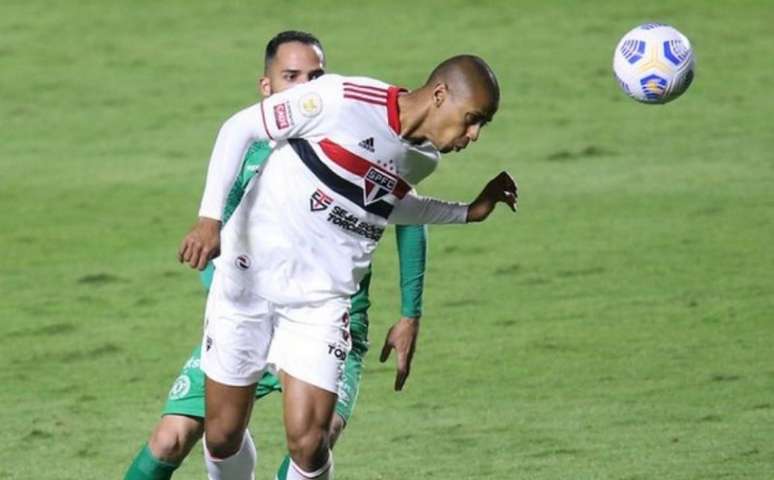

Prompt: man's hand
[177,217,222,270]
[466,171,518,223]
[379,316,420,391]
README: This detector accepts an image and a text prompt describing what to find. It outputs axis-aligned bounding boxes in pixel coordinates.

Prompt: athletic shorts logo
[273,102,293,130]
[310,188,334,212]
[235,255,251,270]
[205,335,213,351]
[363,167,397,205]
[168,375,191,400]
[298,92,323,117]
[327,344,347,361]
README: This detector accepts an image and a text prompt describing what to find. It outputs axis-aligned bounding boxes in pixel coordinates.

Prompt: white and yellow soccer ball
[613,23,695,104]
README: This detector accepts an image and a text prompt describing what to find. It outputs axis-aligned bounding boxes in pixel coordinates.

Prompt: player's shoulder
[309,74,394,96]
[401,142,440,185]
[340,75,392,91]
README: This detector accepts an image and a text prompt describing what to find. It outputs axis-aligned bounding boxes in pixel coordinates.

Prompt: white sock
[280,452,334,480]
[204,429,257,480]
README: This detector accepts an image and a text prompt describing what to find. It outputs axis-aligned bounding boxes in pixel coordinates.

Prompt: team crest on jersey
[298,92,322,117]
[363,167,397,205]
[310,188,333,211]
[168,375,191,400]
[273,101,294,130]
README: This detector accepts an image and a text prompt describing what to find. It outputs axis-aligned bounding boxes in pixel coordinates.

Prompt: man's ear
[432,82,447,108]
[258,76,272,97]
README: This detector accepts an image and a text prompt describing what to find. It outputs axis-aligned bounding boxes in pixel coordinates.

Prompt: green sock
[124,444,179,480]
[275,454,291,480]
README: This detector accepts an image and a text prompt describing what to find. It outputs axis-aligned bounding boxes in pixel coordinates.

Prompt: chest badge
[363,167,397,205]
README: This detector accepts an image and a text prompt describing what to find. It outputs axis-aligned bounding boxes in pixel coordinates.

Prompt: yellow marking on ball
[638,47,671,74]
[646,80,664,94]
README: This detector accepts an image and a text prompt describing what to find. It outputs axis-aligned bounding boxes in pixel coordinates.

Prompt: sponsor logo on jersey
[358,137,375,153]
[183,356,201,370]
[363,167,397,205]
[235,255,251,270]
[310,188,334,212]
[273,101,293,130]
[327,206,385,241]
[327,343,347,360]
[298,92,323,117]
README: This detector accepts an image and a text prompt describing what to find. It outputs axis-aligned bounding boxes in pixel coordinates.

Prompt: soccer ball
[613,23,695,104]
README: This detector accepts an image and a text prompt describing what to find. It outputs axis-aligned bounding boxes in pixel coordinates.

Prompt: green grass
[2,1,773,478]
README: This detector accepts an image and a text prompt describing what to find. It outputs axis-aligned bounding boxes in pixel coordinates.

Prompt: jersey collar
[387,86,407,135]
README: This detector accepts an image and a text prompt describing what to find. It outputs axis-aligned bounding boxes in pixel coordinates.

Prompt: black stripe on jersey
[288,139,394,219]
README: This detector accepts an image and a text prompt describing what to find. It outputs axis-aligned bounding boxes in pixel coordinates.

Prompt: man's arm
[179,76,343,269]
[389,171,518,226]
[396,225,427,319]
[178,105,269,269]
[378,225,427,391]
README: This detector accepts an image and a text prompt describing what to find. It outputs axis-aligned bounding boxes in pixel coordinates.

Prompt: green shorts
[162,312,369,423]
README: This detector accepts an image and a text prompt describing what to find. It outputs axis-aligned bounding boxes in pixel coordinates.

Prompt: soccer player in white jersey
[127,32,430,480]
[187,55,517,479]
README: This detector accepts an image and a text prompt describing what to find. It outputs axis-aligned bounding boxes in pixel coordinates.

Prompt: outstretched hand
[178,217,221,270]
[379,316,420,391]
[466,171,519,223]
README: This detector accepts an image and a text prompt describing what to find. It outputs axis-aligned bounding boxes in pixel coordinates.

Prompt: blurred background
[1,1,772,478]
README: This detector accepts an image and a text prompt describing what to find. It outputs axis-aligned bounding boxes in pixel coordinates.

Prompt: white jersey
[199,74,468,304]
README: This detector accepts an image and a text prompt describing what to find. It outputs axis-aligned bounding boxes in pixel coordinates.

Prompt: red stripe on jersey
[386,87,405,135]
[343,93,387,106]
[343,82,388,94]
[319,138,411,199]
[259,101,274,140]
[344,86,388,98]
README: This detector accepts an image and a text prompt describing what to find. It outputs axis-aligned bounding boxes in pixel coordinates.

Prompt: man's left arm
[388,171,518,226]
[378,225,427,391]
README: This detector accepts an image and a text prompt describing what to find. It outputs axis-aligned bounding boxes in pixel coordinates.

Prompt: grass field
[2,1,773,478]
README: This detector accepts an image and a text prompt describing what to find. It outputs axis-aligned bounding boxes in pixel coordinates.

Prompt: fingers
[379,330,393,363]
[178,237,205,269]
[196,245,219,270]
[498,171,519,212]
[177,239,190,263]
[394,349,412,391]
[504,191,517,212]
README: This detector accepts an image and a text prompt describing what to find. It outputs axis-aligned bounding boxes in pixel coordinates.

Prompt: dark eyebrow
[280,69,301,75]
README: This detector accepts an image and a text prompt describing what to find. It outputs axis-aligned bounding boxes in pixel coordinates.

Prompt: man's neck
[397,88,432,145]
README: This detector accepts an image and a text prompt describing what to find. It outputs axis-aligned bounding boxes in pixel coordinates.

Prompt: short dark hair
[264,30,324,71]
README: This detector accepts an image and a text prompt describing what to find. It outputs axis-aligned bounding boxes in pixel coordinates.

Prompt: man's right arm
[178,75,342,269]
[178,106,266,269]
[197,106,268,221]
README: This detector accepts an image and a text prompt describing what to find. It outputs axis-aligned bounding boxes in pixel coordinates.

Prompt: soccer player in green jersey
[124,31,428,480]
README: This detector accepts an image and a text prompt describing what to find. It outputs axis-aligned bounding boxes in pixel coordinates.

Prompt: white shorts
[200,270,352,393]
